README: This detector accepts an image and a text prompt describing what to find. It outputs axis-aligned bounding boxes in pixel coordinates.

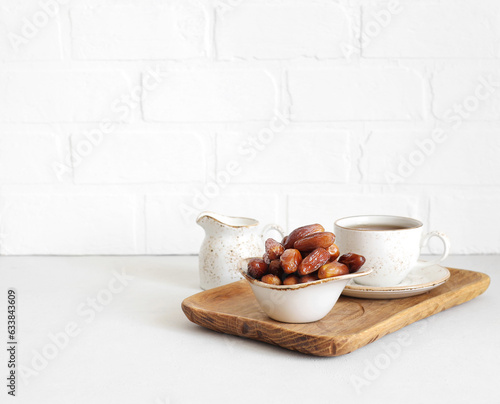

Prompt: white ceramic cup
[334,215,450,287]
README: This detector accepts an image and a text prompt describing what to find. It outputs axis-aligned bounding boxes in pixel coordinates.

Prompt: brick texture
[216,2,354,60]
[71,3,208,60]
[142,67,278,122]
[288,67,424,121]
[0,0,498,255]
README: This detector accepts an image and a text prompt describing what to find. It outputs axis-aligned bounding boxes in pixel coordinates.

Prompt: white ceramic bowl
[239,258,373,323]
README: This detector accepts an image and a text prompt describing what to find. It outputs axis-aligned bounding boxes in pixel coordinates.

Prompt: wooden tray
[181,268,490,357]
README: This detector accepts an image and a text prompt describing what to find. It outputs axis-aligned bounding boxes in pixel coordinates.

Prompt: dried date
[280,249,302,274]
[294,232,335,252]
[299,273,319,283]
[247,258,268,279]
[284,224,325,249]
[283,275,300,285]
[338,253,366,273]
[268,259,283,277]
[261,274,282,285]
[297,247,330,276]
[265,238,285,260]
[327,244,340,262]
[318,261,349,279]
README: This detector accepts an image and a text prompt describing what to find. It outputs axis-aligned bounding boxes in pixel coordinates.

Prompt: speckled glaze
[335,215,450,287]
[197,212,284,290]
[239,257,373,323]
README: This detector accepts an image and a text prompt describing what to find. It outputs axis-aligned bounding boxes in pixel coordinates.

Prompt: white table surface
[0,255,498,404]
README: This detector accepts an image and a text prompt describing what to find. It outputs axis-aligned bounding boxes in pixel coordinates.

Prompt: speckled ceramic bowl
[239,258,373,323]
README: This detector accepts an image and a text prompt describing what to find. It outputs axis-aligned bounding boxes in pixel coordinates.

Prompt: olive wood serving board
[181,268,490,357]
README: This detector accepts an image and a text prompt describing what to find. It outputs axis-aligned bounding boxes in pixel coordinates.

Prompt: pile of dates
[247,224,366,285]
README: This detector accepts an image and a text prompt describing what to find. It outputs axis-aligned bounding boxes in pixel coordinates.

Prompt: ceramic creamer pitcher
[197,212,285,290]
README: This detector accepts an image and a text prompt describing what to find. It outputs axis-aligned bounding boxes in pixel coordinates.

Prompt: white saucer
[342,264,451,299]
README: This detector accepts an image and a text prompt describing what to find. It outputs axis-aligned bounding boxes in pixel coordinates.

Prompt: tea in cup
[334,215,450,287]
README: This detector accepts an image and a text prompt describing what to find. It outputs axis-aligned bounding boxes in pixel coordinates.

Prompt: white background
[1,0,500,255]
[1,4,499,404]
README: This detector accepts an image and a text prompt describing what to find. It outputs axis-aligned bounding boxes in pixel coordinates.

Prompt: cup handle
[261,223,285,241]
[414,231,451,269]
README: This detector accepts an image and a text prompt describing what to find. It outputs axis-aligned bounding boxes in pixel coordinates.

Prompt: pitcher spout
[196,211,216,230]
[196,211,259,230]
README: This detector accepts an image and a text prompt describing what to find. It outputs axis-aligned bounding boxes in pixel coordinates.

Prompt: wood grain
[181,268,490,356]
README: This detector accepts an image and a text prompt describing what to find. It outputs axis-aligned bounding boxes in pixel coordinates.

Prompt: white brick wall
[360,130,500,185]
[288,67,425,121]
[0,194,141,255]
[432,64,500,121]
[215,130,351,184]
[0,68,133,122]
[71,131,209,184]
[0,132,67,183]
[215,2,355,60]
[0,0,499,255]
[361,0,500,58]
[142,66,279,122]
[0,1,63,61]
[70,3,208,60]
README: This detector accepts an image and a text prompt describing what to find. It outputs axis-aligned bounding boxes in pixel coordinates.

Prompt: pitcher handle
[261,224,285,241]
